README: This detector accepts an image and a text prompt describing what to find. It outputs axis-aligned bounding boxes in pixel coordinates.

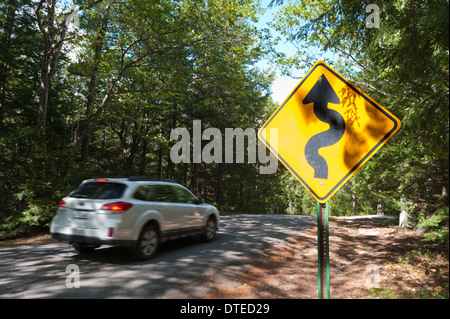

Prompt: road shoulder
[206,216,449,299]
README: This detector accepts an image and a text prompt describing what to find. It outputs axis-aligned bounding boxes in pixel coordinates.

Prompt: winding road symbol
[303,74,345,179]
[258,60,401,203]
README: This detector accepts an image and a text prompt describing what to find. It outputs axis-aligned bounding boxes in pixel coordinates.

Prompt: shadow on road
[0,214,316,298]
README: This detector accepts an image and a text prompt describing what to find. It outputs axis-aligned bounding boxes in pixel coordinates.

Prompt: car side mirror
[194,198,205,205]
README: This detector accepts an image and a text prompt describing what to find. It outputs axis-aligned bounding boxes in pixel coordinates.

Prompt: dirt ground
[0,233,56,248]
[1,216,448,299]
[205,216,449,299]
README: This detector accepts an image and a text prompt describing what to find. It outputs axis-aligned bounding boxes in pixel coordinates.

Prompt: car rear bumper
[51,232,134,246]
[50,225,135,247]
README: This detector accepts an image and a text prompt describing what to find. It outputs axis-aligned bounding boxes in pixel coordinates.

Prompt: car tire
[133,224,160,260]
[200,217,217,243]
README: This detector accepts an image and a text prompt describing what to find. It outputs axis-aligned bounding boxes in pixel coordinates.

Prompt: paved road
[0,214,315,298]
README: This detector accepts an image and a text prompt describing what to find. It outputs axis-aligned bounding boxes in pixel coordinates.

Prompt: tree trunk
[73,76,120,146]
[80,6,110,162]
[377,199,385,215]
[35,0,68,128]
[442,183,448,206]
[139,138,147,175]
[0,0,17,133]
[182,163,188,185]
[399,197,409,228]
[352,192,357,215]
[190,163,198,194]
[37,54,50,127]
[123,122,140,171]
[156,121,164,178]
[166,113,177,178]
[239,177,244,210]
[215,163,223,206]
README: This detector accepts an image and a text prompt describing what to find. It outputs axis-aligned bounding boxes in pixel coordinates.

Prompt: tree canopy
[0,0,448,244]
[270,0,449,242]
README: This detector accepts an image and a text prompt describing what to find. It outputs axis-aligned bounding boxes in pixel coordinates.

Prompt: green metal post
[317,202,330,299]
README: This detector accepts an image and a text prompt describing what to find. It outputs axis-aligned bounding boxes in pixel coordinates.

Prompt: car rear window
[69,182,127,199]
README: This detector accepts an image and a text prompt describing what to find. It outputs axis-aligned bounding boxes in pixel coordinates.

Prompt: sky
[253,0,335,105]
[253,0,302,104]
[251,0,299,104]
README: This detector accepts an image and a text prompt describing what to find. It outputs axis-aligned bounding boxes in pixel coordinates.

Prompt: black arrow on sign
[302,74,345,179]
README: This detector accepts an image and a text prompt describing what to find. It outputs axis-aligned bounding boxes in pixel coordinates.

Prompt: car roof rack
[127,176,179,183]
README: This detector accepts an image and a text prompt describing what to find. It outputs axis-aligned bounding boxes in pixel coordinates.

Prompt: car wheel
[200,217,217,243]
[133,224,160,260]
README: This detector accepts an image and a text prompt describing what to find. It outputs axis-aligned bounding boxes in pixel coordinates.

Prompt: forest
[0,0,448,245]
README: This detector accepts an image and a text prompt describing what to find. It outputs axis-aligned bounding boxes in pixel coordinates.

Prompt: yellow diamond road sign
[259,60,401,203]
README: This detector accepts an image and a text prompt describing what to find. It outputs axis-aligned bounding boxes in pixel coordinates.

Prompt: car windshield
[69,182,126,199]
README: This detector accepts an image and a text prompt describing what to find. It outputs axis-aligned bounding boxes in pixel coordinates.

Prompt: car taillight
[100,201,133,212]
[58,200,67,208]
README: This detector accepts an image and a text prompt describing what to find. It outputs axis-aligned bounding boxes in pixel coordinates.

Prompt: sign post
[317,202,330,299]
[258,60,401,299]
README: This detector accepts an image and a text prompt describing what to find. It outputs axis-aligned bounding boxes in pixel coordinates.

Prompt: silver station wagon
[50,176,220,260]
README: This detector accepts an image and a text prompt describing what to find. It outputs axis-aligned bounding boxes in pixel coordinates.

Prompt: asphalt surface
[0,214,316,299]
